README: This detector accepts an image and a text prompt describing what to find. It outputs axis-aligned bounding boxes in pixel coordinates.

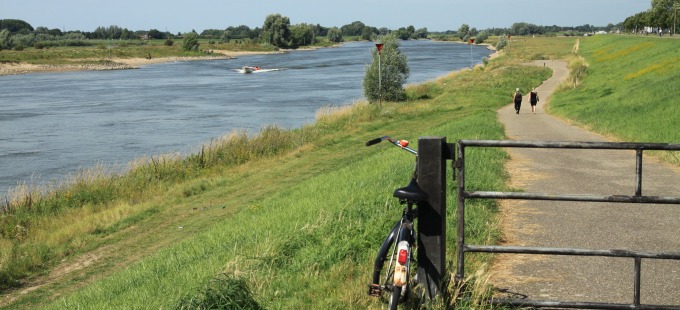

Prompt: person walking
[530,88,539,114]
[513,88,522,114]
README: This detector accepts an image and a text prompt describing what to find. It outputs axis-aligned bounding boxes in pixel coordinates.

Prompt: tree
[341,21,366,36]
[649,0,680,29]
[0,29,11,50]
[0,19,33,33]
[457,24,470,40]
[290,23,315,48]
[413,27,428,39]
[326,27,344,43]
[262,14,291,48]
[363,34,409,103]
[394,27,411,40]
[182,32,199,51]
[360,26,376,41]
[476,31,489,44]
[148,29,166,39]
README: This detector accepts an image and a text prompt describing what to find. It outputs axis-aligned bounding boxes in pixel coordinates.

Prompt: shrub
[496,36,507,50]
[182,32,199,51]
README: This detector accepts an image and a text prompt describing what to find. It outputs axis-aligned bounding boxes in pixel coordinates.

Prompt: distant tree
[0,29,11,50]
[11,33,35,49]
[327,27,344,43]
[200,29,224,38]
[289,23,315,47]
[457,24,470,40]
[510,22,545,35]
[182,32,199,51]
[496,36,507,50]
[120,28,132,40]
[394,27,411,40]
[48,28,63,37]
[224,25,258,40]
[341,21,366,36]
[413,27,428,39]
[476,31,489,44]
[360,26,375,40]
[363,34,409,103]
[0,19,34,33]
[314,24,329,36]
[148,29,166,39]
[651,0,677,29]
[262,14,291,48]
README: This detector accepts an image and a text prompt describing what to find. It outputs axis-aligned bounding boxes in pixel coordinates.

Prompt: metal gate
[454,140,680,310]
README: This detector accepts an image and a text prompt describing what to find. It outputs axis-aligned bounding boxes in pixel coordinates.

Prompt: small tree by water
[363,34,409,103]
[182,32,199,51]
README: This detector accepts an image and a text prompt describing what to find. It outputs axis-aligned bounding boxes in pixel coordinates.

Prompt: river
[0,40,493,195]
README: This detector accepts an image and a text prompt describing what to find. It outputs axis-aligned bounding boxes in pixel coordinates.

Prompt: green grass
[1,40,557,309]
[0,39,279,65]
[548,35,680,164]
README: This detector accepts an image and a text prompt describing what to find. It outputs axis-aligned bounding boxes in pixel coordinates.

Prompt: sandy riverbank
[0,50,282,76]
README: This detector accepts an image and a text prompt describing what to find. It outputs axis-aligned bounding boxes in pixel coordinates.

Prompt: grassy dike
[1,40,560,309]
[548,35,680,164]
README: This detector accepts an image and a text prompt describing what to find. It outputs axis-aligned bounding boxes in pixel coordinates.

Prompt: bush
[496,36,507,50]
[164,38,174,46]
[182,32,199,51]
[476,31,489,44]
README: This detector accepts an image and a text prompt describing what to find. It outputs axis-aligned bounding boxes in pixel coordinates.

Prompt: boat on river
[237,66,260,74]
[236,66,281,74]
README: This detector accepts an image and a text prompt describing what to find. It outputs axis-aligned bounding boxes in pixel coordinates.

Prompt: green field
[2,34,676,309]
[548,35,680,163]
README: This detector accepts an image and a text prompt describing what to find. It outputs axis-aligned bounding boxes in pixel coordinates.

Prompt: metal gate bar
[455,140,680,309]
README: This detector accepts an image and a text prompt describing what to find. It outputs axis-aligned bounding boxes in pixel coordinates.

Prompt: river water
[0,40,492,195]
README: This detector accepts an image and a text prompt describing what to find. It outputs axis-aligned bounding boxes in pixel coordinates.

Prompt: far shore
[1,41,496,76]
[0,49,283,76]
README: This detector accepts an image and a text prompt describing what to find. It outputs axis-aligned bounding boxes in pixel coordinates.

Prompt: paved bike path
[491,60,680,305]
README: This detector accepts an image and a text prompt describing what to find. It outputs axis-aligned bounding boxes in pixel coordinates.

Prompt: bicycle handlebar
[365,136,418,155]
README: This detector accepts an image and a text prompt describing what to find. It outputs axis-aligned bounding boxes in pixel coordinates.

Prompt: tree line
[0,15,430,51]
[622,0,679,33]
[1,10,640,52]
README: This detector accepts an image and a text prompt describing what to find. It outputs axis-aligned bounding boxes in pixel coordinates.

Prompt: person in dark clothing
[513,88,522,114]
[530,88,539,114]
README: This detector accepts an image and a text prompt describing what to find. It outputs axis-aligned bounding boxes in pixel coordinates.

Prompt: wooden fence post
[417,137,447,300]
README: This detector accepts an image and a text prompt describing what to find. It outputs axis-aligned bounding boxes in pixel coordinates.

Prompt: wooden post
[417,137,447,300]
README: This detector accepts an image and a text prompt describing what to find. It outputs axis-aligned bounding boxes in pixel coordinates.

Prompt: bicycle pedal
[368,284,382,297]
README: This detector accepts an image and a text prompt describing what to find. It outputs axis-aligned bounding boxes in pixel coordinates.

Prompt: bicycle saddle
[393,178,428,202]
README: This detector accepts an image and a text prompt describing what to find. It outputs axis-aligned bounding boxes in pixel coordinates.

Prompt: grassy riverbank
[1,37,577,308]
[548,35,680,163]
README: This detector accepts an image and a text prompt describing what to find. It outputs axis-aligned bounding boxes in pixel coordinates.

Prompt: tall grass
[0,125,312,290]
[2,40,555,309]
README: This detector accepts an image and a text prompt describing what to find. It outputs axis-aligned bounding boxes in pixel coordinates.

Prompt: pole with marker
[375,42,384,105]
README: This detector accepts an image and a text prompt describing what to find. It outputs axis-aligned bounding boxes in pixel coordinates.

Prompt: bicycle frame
[366,136,426,308]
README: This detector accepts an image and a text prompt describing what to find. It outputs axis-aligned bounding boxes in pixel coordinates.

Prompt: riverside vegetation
[1,34,676,308]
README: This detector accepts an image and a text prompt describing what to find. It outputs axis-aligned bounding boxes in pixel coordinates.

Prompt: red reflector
[398,249,408,265]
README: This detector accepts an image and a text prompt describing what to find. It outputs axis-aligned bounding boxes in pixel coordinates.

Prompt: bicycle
[366,136,428,310]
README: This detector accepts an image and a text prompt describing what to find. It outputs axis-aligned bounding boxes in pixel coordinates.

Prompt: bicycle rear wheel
[385,229,414,307]
[388,285,402,310]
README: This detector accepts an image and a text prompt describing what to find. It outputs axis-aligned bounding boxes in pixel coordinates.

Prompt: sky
[2,0,651,33]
